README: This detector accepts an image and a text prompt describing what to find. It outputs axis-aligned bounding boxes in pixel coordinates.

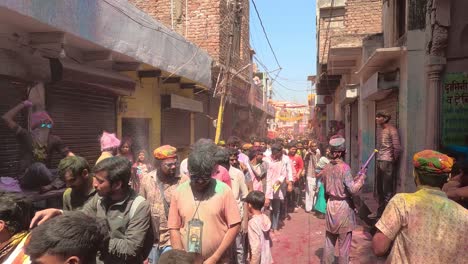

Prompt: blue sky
[250,0,317,104]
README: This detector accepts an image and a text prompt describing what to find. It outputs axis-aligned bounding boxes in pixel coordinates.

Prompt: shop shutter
[161,109,190,148]
[194,93,211,141]
[47,85,117,167]
[375,91,399,148]
[0,79,28,178]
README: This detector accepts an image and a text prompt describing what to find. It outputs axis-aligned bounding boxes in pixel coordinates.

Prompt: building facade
[0,0,212,176]
[314,0,468,194]
[129,0,273,141]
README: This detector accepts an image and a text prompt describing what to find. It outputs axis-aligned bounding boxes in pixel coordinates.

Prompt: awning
[50,58,135,95]
[0,0,212,88]
[356,47,406,82]
[161,94,203,113]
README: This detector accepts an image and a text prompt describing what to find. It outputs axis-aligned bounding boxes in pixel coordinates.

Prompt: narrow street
[271,208,386,263]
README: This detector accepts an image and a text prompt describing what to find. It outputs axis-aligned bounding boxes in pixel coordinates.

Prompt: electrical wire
[251,0,281,69]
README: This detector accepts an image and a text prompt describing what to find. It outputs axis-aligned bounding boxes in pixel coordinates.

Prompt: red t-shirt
[288,154,304,181]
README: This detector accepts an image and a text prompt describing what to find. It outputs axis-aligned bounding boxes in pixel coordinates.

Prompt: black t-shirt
[15,126,70,171]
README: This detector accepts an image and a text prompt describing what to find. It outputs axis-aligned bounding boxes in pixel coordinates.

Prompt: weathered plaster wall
[401,29,426,192]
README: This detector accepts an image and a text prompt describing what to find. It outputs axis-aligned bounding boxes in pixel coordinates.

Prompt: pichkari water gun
[358,149,379,176]
[273,182,281,192]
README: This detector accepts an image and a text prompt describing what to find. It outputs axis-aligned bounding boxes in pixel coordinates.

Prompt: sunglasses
[40,123,53,129]
[189,173,211,182]
[162,161,179,168]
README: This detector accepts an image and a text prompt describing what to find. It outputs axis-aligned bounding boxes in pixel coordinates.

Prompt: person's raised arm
[2,100,32,130]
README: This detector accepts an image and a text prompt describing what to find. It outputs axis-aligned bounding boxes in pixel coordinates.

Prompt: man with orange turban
[140,145,187,264]
[373,150,468,263]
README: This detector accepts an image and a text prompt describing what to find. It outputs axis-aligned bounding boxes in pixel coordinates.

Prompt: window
[396,0,406,40]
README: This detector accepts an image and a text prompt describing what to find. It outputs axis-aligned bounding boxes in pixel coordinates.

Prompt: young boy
[245,191,273,264]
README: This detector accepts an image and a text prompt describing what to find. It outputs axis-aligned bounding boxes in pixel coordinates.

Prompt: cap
[329,135,346,152]
[376,111,391,119]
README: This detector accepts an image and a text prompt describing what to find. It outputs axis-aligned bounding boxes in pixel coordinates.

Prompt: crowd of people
[1,101,468,264]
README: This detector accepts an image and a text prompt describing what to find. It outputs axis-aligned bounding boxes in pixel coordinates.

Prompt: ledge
[356,47,406,82]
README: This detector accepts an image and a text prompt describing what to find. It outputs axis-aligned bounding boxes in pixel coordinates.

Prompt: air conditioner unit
[378,69,400,90]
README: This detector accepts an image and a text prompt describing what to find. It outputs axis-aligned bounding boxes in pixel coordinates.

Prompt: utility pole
[215,1,240,143]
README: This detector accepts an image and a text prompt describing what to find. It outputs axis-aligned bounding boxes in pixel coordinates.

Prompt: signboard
[441,73,468,146]
[161,94,203,113]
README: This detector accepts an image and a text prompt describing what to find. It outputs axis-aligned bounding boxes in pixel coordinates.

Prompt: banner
[441,73,468,146]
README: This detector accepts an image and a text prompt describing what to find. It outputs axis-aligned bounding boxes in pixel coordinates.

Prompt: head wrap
[153,145,177,160]
[100,132,121,151]
[242,143,253,151]
[30,111,54,129]
[413,150,454,175]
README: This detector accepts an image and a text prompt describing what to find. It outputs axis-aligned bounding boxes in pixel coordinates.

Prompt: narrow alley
[271,208,386,264]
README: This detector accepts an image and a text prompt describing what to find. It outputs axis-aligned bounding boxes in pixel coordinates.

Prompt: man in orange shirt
[168,139,241,264]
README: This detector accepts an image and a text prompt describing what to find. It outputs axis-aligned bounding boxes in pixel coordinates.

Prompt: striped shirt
[377,124,401,162]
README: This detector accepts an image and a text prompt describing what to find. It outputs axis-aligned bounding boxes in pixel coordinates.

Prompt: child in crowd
[131,149,153,192]
[118,136,134,163]
[245,191,273,264]
[314,147,331,218]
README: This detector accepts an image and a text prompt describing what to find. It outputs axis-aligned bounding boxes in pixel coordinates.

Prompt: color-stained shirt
[62,186,96,211]
[377,124,401,162]
[304,150,320,178]
[375,187,468,264]
[265,156,293,200]
[229,166,249,217]
[167,180,241,261]
[322,160,364,234]
[248,214,273,264]
[15,126,69,173]
[212,165,232,187]
[139,170,186,249]
[96,152,113,165]
[246,162,268,193]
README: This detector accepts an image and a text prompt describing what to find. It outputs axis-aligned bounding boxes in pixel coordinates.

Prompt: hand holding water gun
[358,149,379,177]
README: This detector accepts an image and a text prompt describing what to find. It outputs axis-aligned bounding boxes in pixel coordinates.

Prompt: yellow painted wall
[118,70,195,158]
[117,72,161,153]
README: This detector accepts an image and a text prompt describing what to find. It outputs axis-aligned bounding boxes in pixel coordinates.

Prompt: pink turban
[30,111,53,130]
[100,131,121,151]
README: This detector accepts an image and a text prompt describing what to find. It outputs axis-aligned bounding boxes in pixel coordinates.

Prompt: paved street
[271,208,387,263]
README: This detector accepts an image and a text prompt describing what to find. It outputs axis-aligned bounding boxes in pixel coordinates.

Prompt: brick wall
[317,0,382,65]
[129,0,251,82]
[318,7,346,65]
[344,0,382,35]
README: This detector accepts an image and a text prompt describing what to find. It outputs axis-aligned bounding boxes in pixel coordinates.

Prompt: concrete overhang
[0,0,212,88]
[316,72,341,95]
[328,46,361,75]
[361,71,398,101]
[356,47,406,83]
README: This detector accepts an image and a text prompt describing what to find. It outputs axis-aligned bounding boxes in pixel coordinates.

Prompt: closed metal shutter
[47,85,117,167]
[194,93,211,141]
[161,109,190,148]
[0,79,28,178]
